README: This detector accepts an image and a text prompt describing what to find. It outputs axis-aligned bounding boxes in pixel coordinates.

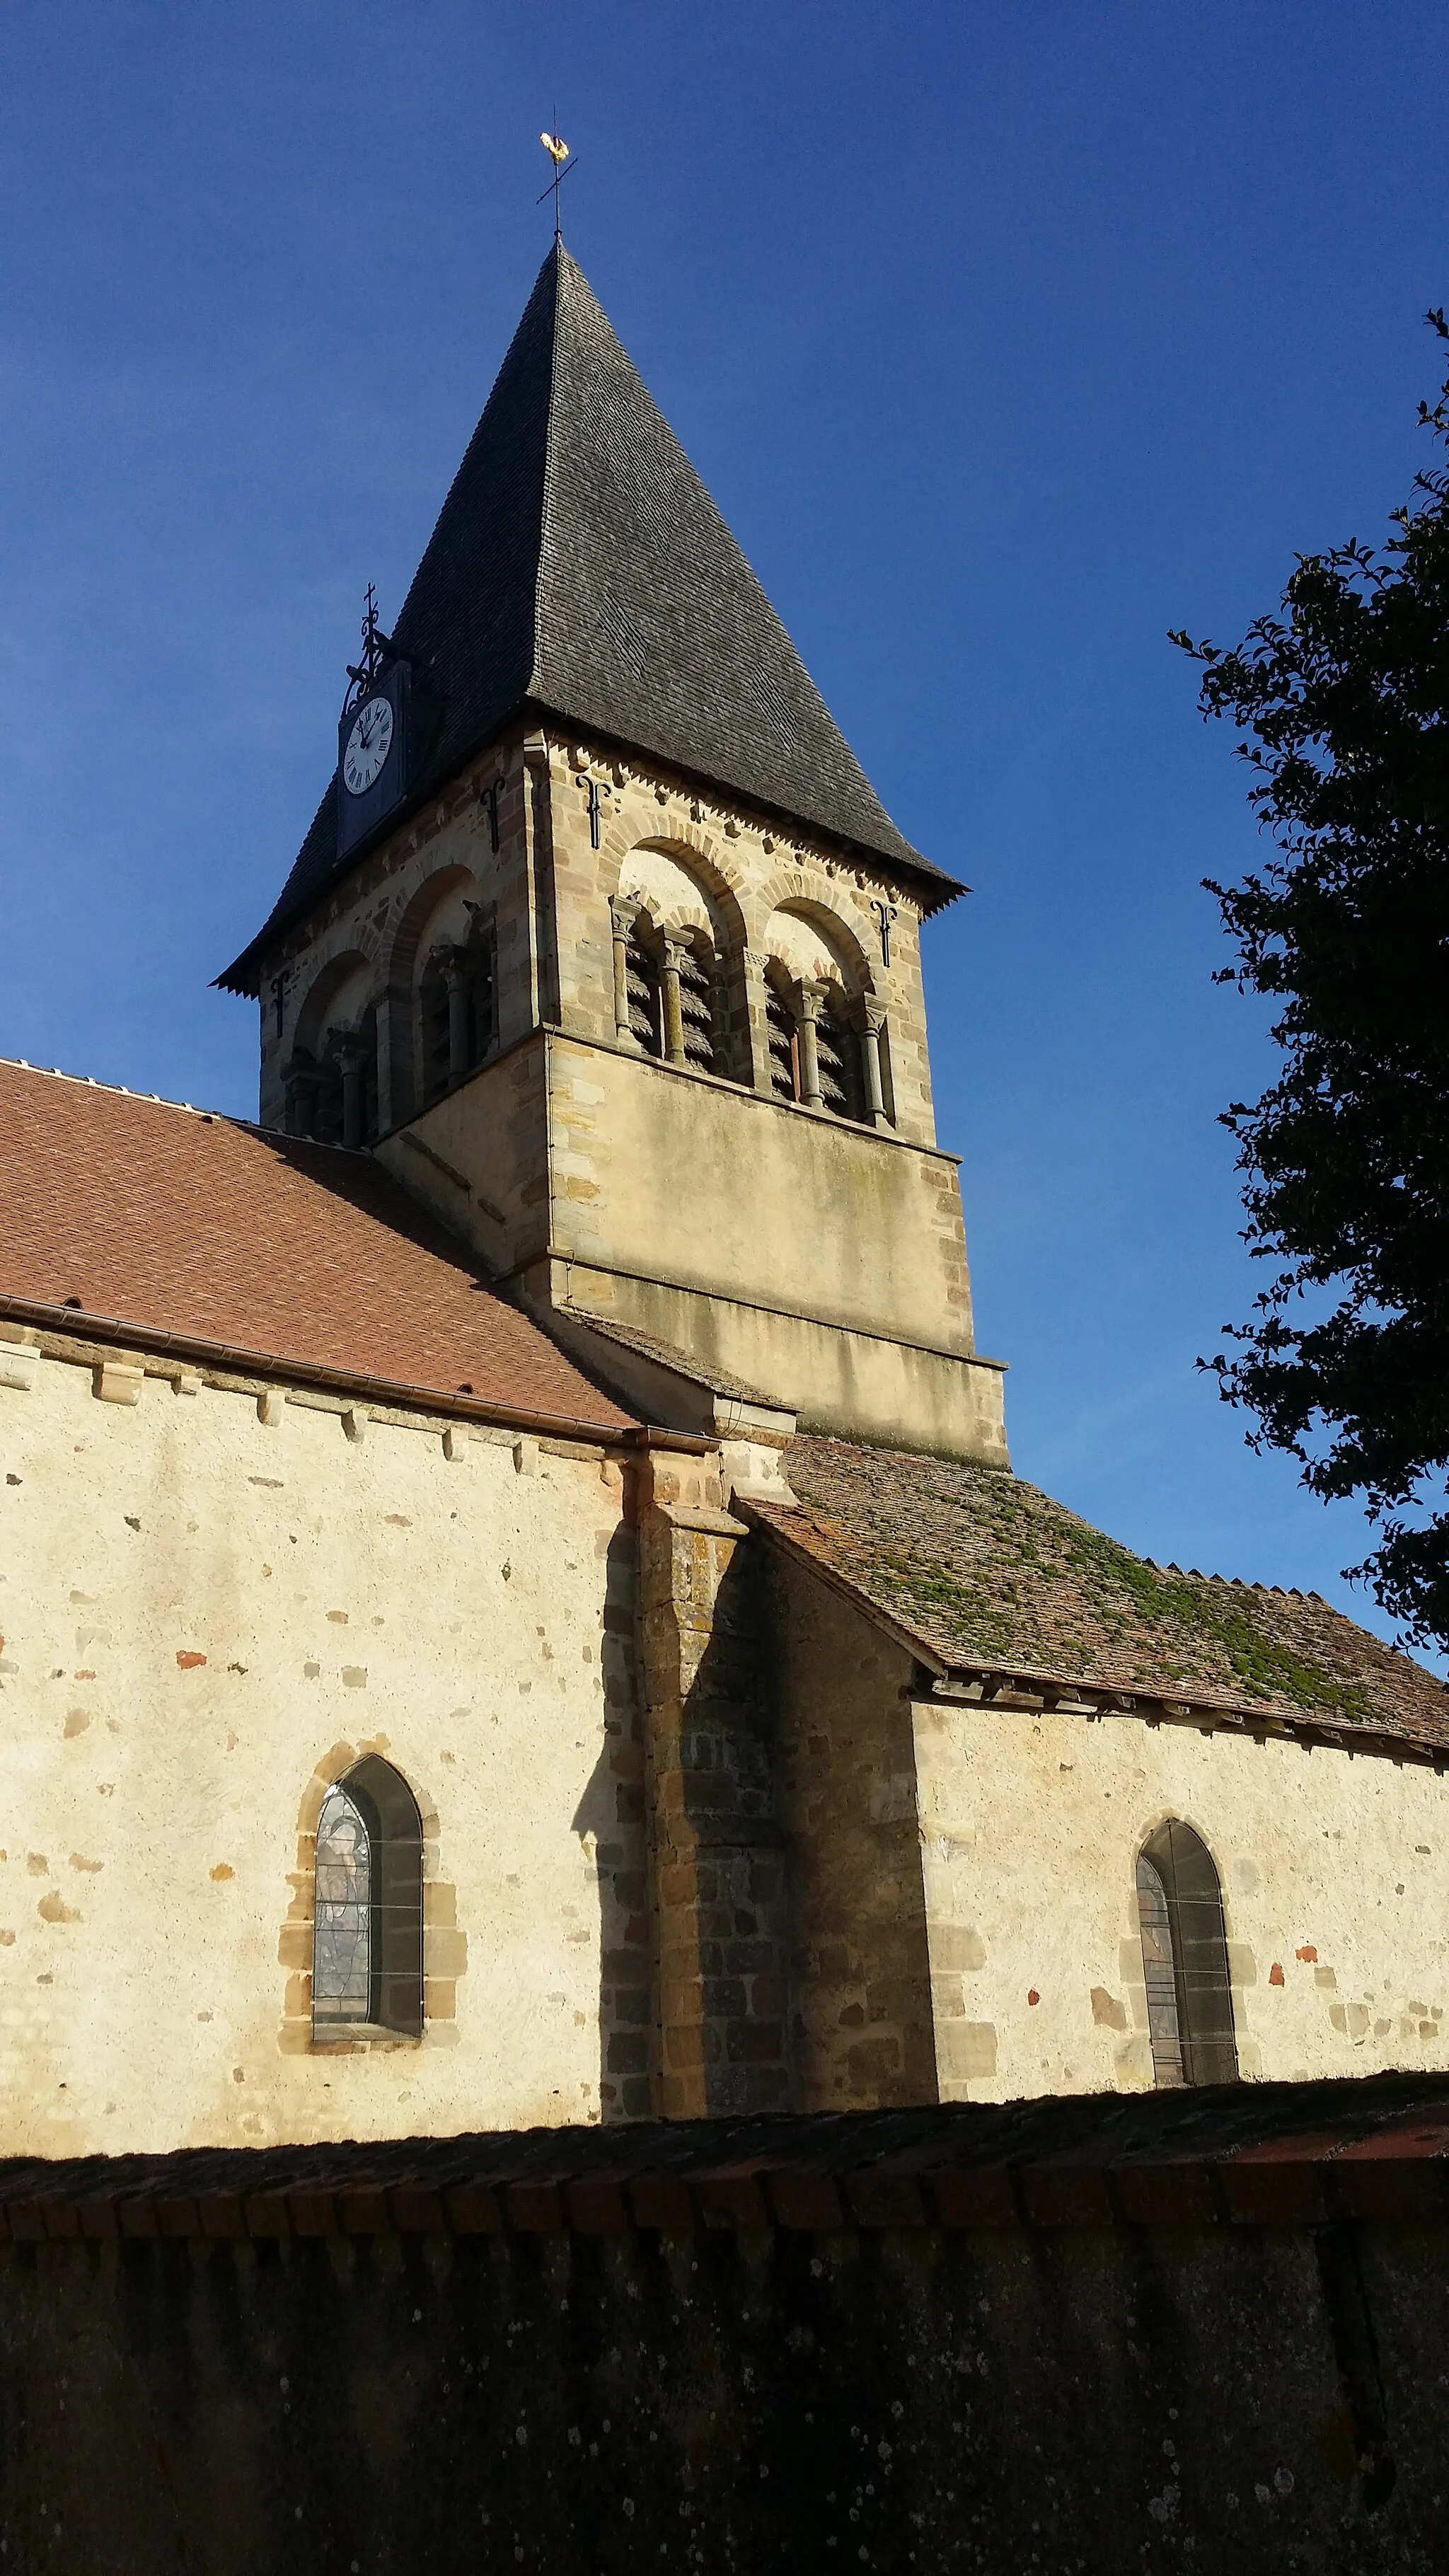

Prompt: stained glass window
[313,1784,373,2026]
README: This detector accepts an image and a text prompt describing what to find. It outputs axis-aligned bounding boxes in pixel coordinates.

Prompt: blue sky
[3,3,1447,1646]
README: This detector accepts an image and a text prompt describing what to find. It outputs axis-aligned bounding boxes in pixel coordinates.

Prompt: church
[4,245,1448,2166]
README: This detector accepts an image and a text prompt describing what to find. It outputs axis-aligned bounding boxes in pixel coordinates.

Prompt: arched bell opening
[417,911,496,1107]
[813,981,865,1121]
[623,911,665,1057]
[615,902,724,1074]
[287,952,379,1145]
[764,967,802,1102]
[761,964,880,1124]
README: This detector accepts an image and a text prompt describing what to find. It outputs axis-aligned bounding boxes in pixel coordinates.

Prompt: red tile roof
[0,1061,634,1433]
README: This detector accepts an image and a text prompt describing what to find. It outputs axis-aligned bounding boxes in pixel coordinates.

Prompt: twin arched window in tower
[417,921,496,1107]
[763,970,877,1119]
[621,918,721,1071]
[283,1005,383,1150]
[611,860,894,1126]
[283,886,497,1148]
[283,845,896,1146]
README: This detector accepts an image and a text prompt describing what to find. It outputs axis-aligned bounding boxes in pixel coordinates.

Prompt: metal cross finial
[343,584,393,710]
[538,128,577,243]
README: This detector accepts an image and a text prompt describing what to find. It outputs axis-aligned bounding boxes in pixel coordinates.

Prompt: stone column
[638,1465,792,2119]
[860,1003,889,1129]
[376,984,410,1131]
[795,981,824,1108]
[437,947,471,1084]
[609,896,640,1049]
[283,1053,318,1139]
[660,935,688,1066]
[520,732,555,1031]
[335,1035,366,1150]
[710,954,730,1079]
[742,949,774,1095]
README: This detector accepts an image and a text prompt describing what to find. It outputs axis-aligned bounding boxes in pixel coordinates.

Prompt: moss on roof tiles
[870,1518,1373,1724]
[766,1436,1447,1749]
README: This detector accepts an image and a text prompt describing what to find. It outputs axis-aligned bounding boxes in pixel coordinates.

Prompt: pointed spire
[224,248,952,988]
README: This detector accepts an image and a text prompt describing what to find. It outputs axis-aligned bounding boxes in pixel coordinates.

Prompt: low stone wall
[4,2077,1449,2572]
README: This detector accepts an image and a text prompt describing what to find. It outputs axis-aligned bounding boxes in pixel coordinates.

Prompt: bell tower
[220,248,1007,1466]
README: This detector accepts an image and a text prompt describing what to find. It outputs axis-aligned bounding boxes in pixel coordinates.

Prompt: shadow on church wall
[572,1522,653,2122]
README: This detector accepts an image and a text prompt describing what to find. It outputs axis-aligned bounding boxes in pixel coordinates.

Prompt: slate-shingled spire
[221,246,954,993]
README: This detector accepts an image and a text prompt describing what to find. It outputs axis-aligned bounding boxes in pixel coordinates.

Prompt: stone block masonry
[638,1462,792,2117]
[5,2074,1449,2571]
[265,724,1008,1462]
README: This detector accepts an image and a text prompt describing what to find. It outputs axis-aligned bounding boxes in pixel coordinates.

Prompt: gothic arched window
[1136,1822,1237,2089]
[312,1756,424,2038]
[313,1783,371,2022]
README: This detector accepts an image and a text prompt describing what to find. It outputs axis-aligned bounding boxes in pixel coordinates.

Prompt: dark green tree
[1173,312,1449,1648]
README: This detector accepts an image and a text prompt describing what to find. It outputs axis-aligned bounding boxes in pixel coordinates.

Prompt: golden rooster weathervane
[538,129,577,245]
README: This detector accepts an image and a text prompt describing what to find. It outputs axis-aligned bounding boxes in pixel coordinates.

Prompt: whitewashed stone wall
[0,1332,646,2159]
[913,1696,1449,2100]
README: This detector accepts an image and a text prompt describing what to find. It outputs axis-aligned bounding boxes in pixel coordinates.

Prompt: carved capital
[427,941,469,992]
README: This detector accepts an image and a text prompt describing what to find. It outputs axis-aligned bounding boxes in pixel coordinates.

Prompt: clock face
[342,695,394,796]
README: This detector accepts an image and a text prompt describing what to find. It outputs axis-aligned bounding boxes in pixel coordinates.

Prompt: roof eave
[523,698,969,915]
[0,1289,717,1453]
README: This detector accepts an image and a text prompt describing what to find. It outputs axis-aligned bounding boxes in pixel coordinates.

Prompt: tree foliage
[1172,313,1449,1647]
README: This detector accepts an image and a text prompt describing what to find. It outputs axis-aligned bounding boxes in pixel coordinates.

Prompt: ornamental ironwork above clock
[335,586,420,862]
